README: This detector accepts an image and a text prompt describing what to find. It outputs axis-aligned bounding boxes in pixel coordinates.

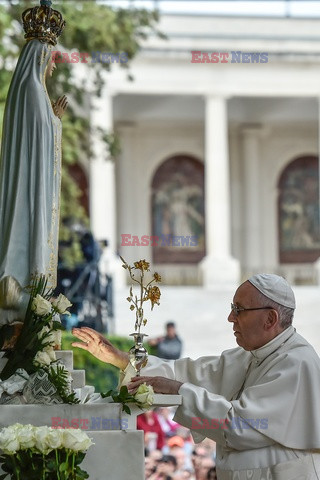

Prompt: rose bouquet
[0,275,78,404]
[0,424,93,480]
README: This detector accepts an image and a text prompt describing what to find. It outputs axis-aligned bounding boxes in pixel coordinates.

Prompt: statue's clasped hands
[53,95,68,119]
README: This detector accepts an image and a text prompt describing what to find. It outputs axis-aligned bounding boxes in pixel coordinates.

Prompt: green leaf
[75,451,86,464]
[123,404,131,415]
[100,388,114,399]
[52,321,65,331]
[119,385,129,398]
[59,462,68,472]
[47,364,80,404]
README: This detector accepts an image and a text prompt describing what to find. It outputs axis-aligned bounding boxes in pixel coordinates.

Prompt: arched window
[151,155,205,264]
[278,156,320,263]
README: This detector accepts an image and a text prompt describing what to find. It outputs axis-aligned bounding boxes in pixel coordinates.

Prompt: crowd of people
[143,323,204,478]
[139,407,217,480]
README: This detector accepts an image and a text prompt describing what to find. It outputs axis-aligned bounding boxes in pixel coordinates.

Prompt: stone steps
[55,349,86,389]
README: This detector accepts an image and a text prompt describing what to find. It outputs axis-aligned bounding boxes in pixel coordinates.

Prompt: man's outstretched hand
[72,327,129,370]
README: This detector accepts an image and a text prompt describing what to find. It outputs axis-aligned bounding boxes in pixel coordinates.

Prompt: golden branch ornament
[121,257,161,375]
[121,257,161,333]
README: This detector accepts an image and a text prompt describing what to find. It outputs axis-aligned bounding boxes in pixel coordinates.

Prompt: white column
[90,89,125,289]
[242,126,262,275]
[115,124,136,265]
[200,95,240,287]
[90,89,116,251]
[314,98,320,284]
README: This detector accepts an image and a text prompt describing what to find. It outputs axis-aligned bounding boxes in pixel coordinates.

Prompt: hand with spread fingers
[127,375,183,395]
[72,327,129,370]
[53,95,68,120]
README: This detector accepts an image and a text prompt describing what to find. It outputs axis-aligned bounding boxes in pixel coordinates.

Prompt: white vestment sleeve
[174,383,275,449]
[119,353,229,390]
[119,353,276,449]
[119,355,177,387]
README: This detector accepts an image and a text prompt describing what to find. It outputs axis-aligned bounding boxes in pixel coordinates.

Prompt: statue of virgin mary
[0,0,66,289]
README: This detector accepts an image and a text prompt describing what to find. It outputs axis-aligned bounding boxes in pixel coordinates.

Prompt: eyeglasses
[230,303,274,317]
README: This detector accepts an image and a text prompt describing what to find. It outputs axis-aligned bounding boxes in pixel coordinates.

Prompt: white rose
[0,426,20,454]
[134,383,154,409]
[16,424,35,450]
[52,294,72,315]
[33,350,52,367]
[46,428,63,450]
[38,326,50,340]
[48,329,62,348]
[40,325,62,349]
[43,346,56,362]
[34,426,52,453]
[62,429,93,452]
[32,295,52,316]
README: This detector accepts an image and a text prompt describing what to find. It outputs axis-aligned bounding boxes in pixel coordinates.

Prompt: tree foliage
[61,331,156,392]
[0,0,161,267]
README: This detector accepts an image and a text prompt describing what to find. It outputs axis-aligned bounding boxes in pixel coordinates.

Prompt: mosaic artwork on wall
[278,155,320,263]
[151,155,205,264]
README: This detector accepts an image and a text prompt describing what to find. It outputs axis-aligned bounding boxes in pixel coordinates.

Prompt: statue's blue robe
[0,39,61,288]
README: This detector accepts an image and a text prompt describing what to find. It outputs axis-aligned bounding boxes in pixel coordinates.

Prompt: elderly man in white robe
[72,274,320,479]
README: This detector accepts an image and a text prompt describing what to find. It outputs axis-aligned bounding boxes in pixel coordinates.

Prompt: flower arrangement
[120,257,161,333]
[102,383,154,414]
[0,275,78,404]
[0,423,93,480]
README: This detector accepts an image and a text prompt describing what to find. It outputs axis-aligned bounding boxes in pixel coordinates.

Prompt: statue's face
[46,54,56,78]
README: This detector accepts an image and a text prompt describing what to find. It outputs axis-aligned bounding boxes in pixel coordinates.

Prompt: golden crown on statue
[22,0,66,46]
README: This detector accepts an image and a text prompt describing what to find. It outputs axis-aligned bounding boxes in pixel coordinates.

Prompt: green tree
[0,0,161,267]
[61,331,156,392]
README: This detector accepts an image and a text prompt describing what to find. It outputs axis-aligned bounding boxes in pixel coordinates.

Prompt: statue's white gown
[0,39,61,288]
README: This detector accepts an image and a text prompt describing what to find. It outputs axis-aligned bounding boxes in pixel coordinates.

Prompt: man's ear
[264,309,279,330]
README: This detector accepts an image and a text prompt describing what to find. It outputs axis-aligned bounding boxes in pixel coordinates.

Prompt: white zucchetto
[248,273,296,309]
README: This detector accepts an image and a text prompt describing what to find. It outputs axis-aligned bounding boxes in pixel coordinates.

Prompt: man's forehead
[233,281,256,303]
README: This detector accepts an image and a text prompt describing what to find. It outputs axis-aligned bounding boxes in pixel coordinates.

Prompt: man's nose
[228,310,236,323]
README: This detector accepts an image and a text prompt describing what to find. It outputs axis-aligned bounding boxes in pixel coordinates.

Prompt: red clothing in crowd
[137,412,165,450]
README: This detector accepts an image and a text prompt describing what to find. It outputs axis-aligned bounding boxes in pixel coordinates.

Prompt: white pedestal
[0,348,182,479]
[82,430,144,480]
[0,396,182,479]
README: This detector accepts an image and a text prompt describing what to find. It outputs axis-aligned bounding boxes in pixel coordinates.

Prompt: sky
[2,0,320,18]
[100,0,320,17]
[2,1,320,18]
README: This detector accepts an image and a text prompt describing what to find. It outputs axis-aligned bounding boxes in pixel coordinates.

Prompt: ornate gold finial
[22,0,66,46]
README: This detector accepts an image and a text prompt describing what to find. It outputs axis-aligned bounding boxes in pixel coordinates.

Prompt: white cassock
[121,326,320,479]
